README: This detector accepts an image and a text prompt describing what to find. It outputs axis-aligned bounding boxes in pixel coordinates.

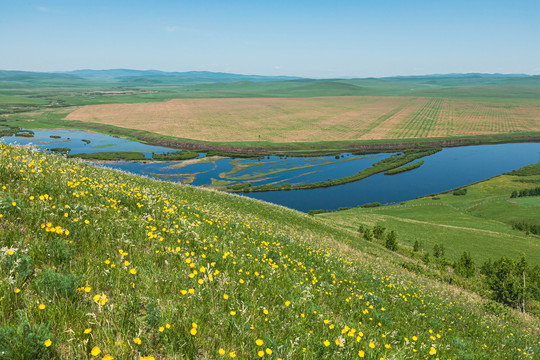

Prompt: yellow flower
[429,347,437,355]
[39,303,46,310]
[159,326,165,332]
[134,337,141,345]
[219,348,226,355]
[7,249,14,255]
[84,286,91,293]
[102,355,114,360]
[229,352,236,358]
[412,336,417,341]
[285,301,291,306]
[44,339,52,347]
[369,341,375,348]
[230,311,236,316]
[323,340,330,347]
[358,350,365,357]
[190,328,197,335]
[256,339,263,346]
[130,268,137,275]
[223,294,229,300]
[265,348,272,355]
[11,201,16,206]
[84,328,92,334]
[14,288,21,294]
[257,350,264,357]
[91,346,101,356]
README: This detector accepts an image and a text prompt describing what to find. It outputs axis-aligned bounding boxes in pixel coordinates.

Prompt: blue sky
[1,0,539,77]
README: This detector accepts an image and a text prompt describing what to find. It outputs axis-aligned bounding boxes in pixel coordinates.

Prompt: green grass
[1,143,538,359]
[67,151,146,161]
[512,197,540,206]
[318,171,540,266]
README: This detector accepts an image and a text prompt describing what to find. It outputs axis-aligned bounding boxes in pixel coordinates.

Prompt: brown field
[65,96,540,143]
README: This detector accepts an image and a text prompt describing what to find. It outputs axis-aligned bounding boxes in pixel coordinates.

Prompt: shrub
[361,202,381,208]
[373,224,386,239]
[453,188,467,196]
[34,270,81,299]
[454,251,475,278]
[363,229,373,242]
[385,230,398,251]
[2,253,34,282]
[0,312,54,360]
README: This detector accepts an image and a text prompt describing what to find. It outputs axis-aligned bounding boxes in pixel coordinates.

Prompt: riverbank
[3,115,540,157]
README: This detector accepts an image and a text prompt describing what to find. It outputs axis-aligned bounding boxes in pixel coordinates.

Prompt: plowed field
[65,96,540,142]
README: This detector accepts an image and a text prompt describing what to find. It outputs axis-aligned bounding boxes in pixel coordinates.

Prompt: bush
[453,188,467,196]
[385,230,398,251]
[373,224,386,239]
[361,202,381,208]
[363,229,373,242]
[0,313,54,360]
[2,253,34,282]
[454,251,475,278]
[34,270,81,299]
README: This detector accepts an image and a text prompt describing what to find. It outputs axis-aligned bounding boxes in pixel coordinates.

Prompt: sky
[1,0,539,78]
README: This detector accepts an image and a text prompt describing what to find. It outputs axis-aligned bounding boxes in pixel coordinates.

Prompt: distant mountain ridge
[60,69,301,82]
[0,69,301,85]
[0,69,537,89]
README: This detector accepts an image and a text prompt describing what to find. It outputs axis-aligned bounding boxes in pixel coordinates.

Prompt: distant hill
[61,69,302,83]
[0,69,301,85]
[0,70,83,82]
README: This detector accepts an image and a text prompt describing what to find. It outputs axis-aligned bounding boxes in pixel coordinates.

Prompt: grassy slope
[317,171,540,266]
[0,145,540,359]
[0,143,539,359]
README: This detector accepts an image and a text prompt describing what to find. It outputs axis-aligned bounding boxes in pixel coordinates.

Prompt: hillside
[0,143,538,359]
[318,168,540,265]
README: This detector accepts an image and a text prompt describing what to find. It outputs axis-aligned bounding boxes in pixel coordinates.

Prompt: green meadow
[0,143,539,359]
[318,169,540,266]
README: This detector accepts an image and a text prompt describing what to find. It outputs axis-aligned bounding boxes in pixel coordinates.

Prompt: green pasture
[318,171,540,265]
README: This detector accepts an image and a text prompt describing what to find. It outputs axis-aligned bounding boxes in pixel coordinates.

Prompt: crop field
[65,96,540,143]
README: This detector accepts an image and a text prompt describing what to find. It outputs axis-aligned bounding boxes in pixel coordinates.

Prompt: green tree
[363,228,373,242]
[373,224,385,239]
[454,251,475,278]
[385,230,398,251]
[433,244,441,258]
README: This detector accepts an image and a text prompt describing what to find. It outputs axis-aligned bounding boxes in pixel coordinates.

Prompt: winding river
[2,129,539,212]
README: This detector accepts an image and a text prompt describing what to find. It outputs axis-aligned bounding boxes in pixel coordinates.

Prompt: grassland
[1,73,539,155]
[1,142,539,359]
[317,168,540,266]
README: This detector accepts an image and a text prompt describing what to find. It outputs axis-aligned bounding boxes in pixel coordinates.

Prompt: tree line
[510,187,540,198]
